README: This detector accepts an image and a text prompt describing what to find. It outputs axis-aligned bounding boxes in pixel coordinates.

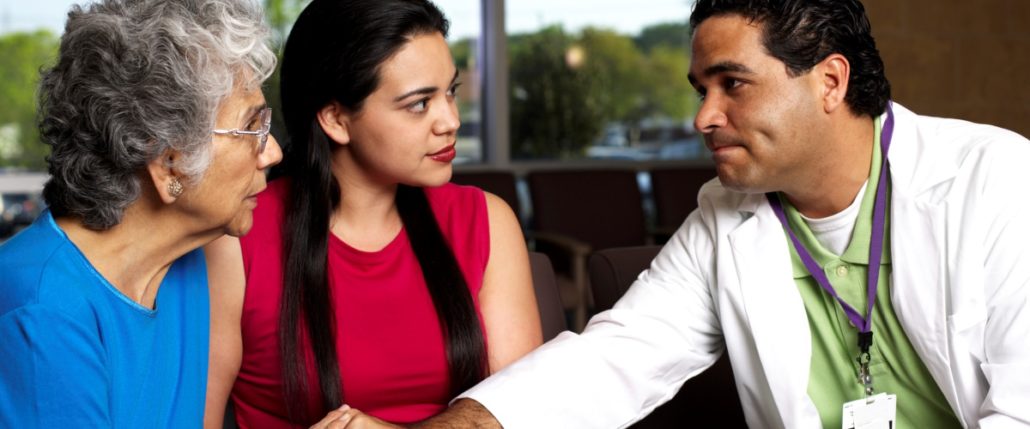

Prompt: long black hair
[277,0,486,422]
[690,0,891,118]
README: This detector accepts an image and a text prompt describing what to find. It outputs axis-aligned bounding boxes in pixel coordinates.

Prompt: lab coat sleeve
[974,135,1030,428]
[457,209,724,428]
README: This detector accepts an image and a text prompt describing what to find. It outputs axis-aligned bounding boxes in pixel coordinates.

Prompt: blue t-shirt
[0,210,209,427]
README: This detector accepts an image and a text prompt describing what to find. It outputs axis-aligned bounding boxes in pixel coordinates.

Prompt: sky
[0,0,695,38]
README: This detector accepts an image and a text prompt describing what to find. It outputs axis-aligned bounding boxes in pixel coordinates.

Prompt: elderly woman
[0,0,280,427]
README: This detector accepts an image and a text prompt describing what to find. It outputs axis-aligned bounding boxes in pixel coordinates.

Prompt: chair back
[527,169,646,250]
[451,171,521,222]
[587,245,661,311]
[649,167,717,232]
[528,251,567,341]
[588,245,747,428]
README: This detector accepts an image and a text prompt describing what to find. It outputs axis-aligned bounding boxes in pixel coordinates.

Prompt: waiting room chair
[648,167,717,242]
[588,245,747,428]
[529,251,568,341]
[526,169,650,332]
[450,170,522,223]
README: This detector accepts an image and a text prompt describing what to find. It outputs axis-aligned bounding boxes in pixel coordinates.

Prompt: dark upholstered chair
[529,251,568,341]
[450,170,522,223]
[588,246,747,428]
[648,167,717,242]
[526,169,649,331]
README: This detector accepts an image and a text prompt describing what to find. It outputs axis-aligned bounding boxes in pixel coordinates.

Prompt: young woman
[0,0,280,427]
[203,1,542,427]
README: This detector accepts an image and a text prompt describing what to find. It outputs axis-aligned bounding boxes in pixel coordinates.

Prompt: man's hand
[411,399,502,429]
[309,398,502,429]
[309,405,402,429]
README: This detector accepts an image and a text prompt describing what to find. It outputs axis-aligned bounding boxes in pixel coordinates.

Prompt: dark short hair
[690,0,891,117]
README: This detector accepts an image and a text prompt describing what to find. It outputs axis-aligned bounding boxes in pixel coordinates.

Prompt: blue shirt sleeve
[0,305,112,427]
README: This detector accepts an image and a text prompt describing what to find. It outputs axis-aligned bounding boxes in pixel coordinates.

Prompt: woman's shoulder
[424,181,485,207]
[424,182,489,230]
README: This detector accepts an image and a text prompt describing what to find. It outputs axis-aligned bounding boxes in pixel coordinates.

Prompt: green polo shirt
[778,118,961,428]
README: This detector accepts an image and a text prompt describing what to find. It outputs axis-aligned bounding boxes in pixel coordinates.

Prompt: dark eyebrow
[392,69,460,102]
[688,61,756,84]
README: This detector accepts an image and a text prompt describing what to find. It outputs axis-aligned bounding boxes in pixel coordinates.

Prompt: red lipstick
[428,144,456,163]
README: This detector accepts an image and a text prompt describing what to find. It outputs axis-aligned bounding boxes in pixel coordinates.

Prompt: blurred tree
[509,26,605,159]
[644,45,696,121]
[0,30,58,170]
[261,0,309,169]
[265,0,310,45]
[634,22,690,53]
[579,27,648,126]
[450,37,474,70]
[508,23,698,158]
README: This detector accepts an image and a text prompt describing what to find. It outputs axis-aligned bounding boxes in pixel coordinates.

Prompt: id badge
[841,393,896,429]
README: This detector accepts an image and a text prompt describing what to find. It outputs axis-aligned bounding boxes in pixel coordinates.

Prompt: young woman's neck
[329,153,403,251]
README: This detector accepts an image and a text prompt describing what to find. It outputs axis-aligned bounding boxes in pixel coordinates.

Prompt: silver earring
[168,178,184,198]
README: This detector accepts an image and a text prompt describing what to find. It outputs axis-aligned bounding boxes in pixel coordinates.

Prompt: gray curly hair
[39,0,276,230]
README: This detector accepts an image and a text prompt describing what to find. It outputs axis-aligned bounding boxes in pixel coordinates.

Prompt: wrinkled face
[183,84,282,237]
[689,15,824,194]
[343,32,461,187]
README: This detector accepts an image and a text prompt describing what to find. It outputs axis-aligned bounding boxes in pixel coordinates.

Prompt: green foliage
[579,27,649,123]
[0,30,58,170]
[645,45,696,120]
[509,26,605,159]
[509,22,697,158]
[450,37,475,70]
[264,0,310,45]
[634,22,690,53]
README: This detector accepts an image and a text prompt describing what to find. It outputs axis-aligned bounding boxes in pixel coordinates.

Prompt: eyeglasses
[212,107,272,154]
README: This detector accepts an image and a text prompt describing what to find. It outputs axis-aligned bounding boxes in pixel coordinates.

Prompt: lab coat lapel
[728,195,815,427]
[884,102,961,420]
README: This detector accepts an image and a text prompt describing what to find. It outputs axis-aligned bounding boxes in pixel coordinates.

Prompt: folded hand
[309,405,403,429]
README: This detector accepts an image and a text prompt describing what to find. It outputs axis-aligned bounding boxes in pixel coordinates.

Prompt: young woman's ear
[316,101,352,146]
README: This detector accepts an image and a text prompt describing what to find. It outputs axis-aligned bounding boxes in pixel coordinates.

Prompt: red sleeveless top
[231,180,490,427]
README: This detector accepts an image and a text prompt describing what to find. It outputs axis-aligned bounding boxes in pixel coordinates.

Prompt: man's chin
[715,172,773,195]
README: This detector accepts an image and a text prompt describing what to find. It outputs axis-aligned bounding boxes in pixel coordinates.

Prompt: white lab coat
[461,103,1030,428]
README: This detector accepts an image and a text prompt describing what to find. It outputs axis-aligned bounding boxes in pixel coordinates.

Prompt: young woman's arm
[478,192,543,372]
[203,236,247,429]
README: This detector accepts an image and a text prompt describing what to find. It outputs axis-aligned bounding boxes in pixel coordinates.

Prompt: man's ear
[815,53,851,114]
[147,149,183,204]
[316,101,352,145]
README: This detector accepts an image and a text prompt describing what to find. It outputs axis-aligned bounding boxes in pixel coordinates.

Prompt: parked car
[0,172,47,240]
[1,193,43,237]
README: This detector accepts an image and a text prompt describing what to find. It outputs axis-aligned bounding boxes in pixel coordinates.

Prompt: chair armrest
[524,230,593,331]
[526,230,592,257]
[647,225,682,245]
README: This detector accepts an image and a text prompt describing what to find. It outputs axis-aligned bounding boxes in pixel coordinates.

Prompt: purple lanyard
[765,103,894,393]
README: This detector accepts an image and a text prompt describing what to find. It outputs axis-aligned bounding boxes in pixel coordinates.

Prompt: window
[506,0,701,162]
[433,0,484,164]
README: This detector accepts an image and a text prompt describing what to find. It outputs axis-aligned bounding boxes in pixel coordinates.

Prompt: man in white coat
[314,0,1030,428]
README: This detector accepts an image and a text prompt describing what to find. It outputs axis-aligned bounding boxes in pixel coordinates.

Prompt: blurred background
[1,0,1027,242]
